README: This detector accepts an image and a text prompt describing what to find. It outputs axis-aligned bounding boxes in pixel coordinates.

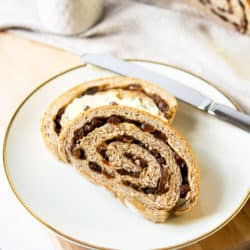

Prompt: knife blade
[82,54,250,132]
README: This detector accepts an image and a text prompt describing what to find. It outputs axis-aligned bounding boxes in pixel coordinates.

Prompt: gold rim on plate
[2,59,249,250]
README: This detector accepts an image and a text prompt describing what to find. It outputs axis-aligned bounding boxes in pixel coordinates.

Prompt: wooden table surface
[1,32,249,250]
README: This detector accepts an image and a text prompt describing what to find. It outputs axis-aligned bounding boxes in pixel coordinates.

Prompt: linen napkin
[0,0,249,113]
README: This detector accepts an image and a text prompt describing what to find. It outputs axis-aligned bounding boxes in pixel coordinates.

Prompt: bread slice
[41,76,177,160]
[187,0,250,34]
[58,105,199,222]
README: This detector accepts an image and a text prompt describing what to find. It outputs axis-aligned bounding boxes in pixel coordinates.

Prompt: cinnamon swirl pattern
[58,106,200,222]
[190,0,250,33]
[41,77,177,160]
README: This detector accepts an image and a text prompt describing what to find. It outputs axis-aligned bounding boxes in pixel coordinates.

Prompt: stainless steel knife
[81,54,250,132]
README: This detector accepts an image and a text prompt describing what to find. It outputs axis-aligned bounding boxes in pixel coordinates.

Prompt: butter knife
[82,54,250,132]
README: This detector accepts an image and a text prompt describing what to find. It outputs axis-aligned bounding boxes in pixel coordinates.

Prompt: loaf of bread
[58,106,200,222]
[41,77,177,160]
[188,0,250,34]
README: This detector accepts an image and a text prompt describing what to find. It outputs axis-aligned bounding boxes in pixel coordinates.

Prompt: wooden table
[1,32,249,250]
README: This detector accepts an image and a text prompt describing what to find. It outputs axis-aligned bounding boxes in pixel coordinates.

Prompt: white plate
[3,60,250,250]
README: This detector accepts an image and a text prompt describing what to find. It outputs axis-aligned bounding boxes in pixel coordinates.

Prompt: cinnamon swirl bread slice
[58,106,199,222]
[188,0,250,34]
[41,77,177,160]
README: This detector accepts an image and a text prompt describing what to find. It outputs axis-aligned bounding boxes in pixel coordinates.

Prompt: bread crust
[41,76,177,161]
[58,105,200,222]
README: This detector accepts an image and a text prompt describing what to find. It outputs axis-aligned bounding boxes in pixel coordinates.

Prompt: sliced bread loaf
[58,105,200,222]
[41,76,177,160]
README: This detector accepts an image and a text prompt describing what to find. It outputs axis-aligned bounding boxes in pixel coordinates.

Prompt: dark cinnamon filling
[54,107,66,134]
[71,147,85,160]
[82,86,99,95]
[88,161,115,178]
[70,115,190,197]
[53,84,171,134]
[103,135,169,194]
[122,180,160,195]
[89,161,102,173]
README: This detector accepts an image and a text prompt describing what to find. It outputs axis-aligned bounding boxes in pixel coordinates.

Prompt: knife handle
[208,103,250,132]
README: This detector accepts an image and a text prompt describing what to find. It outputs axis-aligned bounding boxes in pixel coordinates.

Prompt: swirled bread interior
[58,106,200,222]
